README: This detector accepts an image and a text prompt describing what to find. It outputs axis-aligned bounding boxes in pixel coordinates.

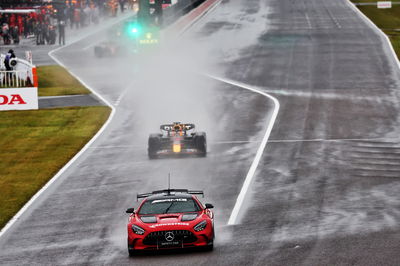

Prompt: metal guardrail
[0,71,30,88]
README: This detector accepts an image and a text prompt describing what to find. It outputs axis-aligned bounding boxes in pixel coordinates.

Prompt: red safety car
[126,189,214,256]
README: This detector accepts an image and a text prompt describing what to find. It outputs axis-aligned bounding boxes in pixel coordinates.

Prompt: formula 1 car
[126,189,214,255]
[93,25,130,58]
[148,122,207,159]
[94,41,127,58]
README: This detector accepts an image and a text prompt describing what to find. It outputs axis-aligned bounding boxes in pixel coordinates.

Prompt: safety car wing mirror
[126,208,135,213]
[205,203,214,209]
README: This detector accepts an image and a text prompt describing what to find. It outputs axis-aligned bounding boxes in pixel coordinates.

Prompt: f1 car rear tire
[148,134,161,159]
[195,132,207,157]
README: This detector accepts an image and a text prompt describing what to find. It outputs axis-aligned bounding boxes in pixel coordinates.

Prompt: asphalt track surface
[38,94,104,108]
[1,0,400,265]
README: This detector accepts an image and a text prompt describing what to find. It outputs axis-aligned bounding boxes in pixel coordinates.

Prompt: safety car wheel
[203,242,214,251]
[128,248,136,257]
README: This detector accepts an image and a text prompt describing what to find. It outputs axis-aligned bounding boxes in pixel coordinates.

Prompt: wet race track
[1,0,400,265]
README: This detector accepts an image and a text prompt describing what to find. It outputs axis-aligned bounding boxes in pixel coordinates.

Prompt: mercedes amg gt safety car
[126,189,214,256]
[148,122,207,159]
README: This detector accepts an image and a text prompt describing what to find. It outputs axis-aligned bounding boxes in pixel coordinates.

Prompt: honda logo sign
[377,1,392,8]
[0,87,38,111]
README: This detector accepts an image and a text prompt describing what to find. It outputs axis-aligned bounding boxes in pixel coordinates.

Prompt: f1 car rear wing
[160,123,195,132]
[137,189,204,201]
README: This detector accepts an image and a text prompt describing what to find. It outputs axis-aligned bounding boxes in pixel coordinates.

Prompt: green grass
[351,3,400,59]
[37,65,90,96]
[0,106,111,229]
[386,29,400,59]
[356,6,400,28]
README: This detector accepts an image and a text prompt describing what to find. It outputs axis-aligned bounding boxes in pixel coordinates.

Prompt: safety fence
[0,54,37,89]
[0,71,32,88]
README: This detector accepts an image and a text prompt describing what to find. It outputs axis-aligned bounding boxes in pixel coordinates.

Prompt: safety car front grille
[143,230,197,245]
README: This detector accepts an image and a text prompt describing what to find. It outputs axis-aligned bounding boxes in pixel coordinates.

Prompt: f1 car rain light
[194,220,207,232]
[131,224,145,235]
[173,143,181,153]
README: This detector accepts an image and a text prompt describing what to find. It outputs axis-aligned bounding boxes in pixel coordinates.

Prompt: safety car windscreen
[139,198,200,215]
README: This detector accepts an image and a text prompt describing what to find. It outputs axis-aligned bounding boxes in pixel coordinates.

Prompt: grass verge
[350,2,400,60]
[37,65,90,96]
[0,106,111,229]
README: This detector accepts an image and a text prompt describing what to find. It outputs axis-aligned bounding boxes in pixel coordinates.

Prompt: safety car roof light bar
[136,189,204,201]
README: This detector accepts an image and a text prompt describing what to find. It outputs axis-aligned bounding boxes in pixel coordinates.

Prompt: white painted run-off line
[206,75,280,225]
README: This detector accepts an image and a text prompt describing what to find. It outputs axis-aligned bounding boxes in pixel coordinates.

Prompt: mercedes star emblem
[165,231,175,242]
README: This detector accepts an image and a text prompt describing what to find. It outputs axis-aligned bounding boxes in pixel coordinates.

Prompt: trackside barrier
[163,0,206,26]
[0,54,38,111]
[1,71,31,87]
[163,0,221,37]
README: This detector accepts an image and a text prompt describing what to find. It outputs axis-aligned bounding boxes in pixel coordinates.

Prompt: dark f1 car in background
[94,19,160,58]
[94,41,128,58]
[148,122,207,159]
[94,20,138,58]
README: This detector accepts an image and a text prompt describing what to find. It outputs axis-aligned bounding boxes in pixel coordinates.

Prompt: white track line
[305,13,312,29]
[205,75,280,225]
[115,86,131,106]
[39,94,87,99]
[346,1,400,70]
[326,8,342,29]
[269,137,393,143]
[213,140,261,144]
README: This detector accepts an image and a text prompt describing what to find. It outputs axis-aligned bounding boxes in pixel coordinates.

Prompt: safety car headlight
[194,220,207,232]
[131,224,145,235]
[182,213,198,221]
